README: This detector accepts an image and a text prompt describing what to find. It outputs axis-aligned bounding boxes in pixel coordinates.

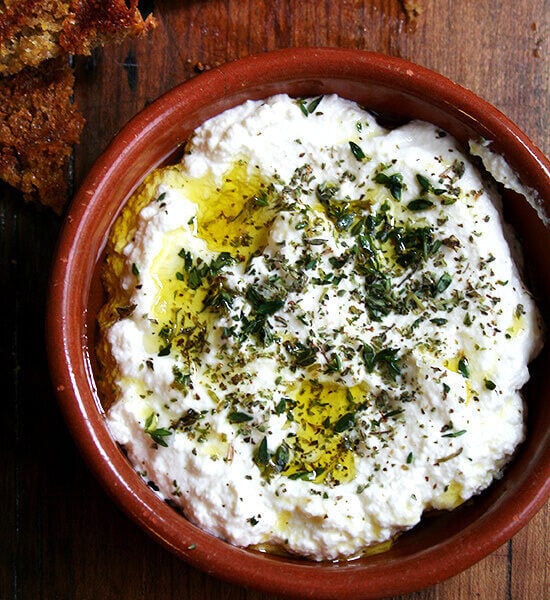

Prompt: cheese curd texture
[99,94,543,561]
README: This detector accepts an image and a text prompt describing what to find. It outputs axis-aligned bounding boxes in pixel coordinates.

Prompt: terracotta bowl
[47,48,550,599]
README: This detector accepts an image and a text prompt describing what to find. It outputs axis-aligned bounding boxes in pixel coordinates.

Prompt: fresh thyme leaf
[307,96,323,113]
[457,357,469,378]
[383,408,404,418]
[361,343,376,371]
[253,190,269,206]
[325,352,342,373]
[275,397,287,415]
[254,437,269,467]
[188,266,202,289]
[178,249,193,271]
[374,348,401,380]
[209,252,234,275]
[172,365,190,391]
[316,182,339,203]
[144,412,172,447]
[158,343,171,357]
[246,286,285,315]
[203,282,235,312]
[442,429,467,438]
[297,99,309,117]
[228,411,253,423]
[484,379,496,390]
[284,340,317,367]
[435,272,452,294]
[406,452,414,464]
[375,172,403,200]
[333,412,355,433]
[407,198,434,211]
[416,173,432,193]
[273,443,290,471]
[349,141,366,161]
[131,262,140,276]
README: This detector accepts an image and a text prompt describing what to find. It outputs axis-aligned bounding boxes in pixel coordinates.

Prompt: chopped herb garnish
[144,412,172,447]
[349,141,366,161]
[457,357,469,378]
[406,452,414,464]
[407,198,434,211]
[442,429,467,438]
[188,266,202,289]
[374,171,404,200]
[435,272,452,294]
[228,411,254,423]
[254,437,269,468]
[484,379,496,390]
[333,412,355,433]
[158,344,171,357]
[307,96,323,113]
[131,262,140,276]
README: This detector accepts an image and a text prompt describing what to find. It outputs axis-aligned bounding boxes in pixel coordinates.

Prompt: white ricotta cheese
[100,94,543,561]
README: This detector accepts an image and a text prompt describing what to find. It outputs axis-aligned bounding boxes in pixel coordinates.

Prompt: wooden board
[2,1,548,598]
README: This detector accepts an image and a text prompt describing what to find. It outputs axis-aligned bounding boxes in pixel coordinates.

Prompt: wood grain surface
[2,1,548,599]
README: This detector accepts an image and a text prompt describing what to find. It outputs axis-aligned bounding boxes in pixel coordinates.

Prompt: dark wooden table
[2,1,548,598]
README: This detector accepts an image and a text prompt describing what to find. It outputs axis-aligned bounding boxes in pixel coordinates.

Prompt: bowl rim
[47,47,550,600]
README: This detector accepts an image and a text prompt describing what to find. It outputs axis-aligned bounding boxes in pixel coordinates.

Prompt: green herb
[297,99,309,116]
[307,96,323,113]
[144,412,172,447]
[333,412,355,433]
[188,266,202,289]
[442,429,467,438]
[275,397,287,415]
[484,379,496,390]
[284,340,317,367]
[435,272,452,294]
[158,344,171,357]
[457,357,469,378]
[203,283,235,312]
[324,352,342,373]
[178,248,193,271]
[316,182,339,203]
[273,443,290,471]
[430,318,448,325]
[416,173,446,195]
[297,96,324,117]
[406,452,414,464]
[253,190,269,206]
[246,286,285,315]
[228,411,253,423]
[209,252,234,275]
[374,171,404,200]
[175,408,200,429]
[361,343,401,381]
[407,198,434,211]
[131,262,140,276]
[254,436,269,468]
[349,141,366,161]
[172,365,190,390]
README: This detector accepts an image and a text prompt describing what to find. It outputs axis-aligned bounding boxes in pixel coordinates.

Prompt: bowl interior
[49,49,550,600]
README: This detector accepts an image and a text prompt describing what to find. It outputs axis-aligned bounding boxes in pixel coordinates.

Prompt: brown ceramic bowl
[47,48,550,599]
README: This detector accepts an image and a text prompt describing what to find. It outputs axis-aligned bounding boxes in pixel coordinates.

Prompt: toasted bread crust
[0,1,156,209]
[0,0,156,76]
[0,58,85,212]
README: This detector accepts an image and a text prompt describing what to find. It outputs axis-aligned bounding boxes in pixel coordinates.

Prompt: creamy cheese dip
[98,94,543,561]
